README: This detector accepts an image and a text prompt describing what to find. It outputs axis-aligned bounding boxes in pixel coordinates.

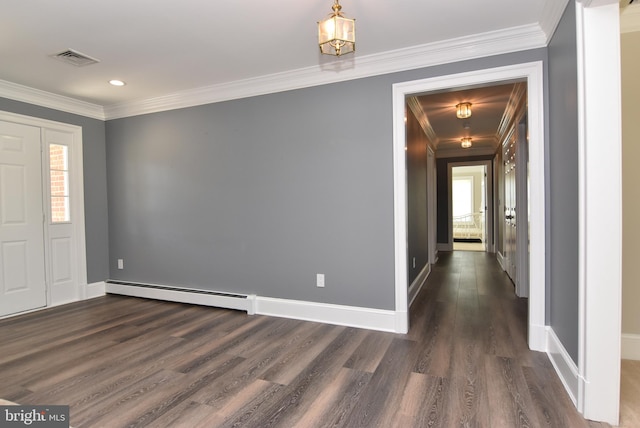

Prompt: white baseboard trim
[85,281,106,299]
[622,333,640,360]
[437,243,453,252]
[409,262,431,307]
[497,251,506,271]
[528,322,547,352]
[105,281,256,313]
[547,327,581,406]
[104,281,400,332]
[254,296,398,333]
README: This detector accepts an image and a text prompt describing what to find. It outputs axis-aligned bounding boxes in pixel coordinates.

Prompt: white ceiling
[1,1,636,123]
[0,0,562,113]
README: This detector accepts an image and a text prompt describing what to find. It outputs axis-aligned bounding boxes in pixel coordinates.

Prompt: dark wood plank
[485,355,541,427]
[341,338,419,427]
[396,372,449,427]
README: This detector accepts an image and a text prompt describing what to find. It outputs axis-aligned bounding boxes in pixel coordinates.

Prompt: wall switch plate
[316,273,325,288]
[117,259,124,270]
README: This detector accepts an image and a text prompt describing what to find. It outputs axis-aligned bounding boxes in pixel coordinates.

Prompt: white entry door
[0,121,47,316]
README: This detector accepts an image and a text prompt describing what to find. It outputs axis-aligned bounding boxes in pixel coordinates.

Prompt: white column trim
[575,1,622,424]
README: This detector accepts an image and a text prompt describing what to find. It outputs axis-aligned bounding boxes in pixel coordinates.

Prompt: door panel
[44,129,77,305]
[0,121,46,316]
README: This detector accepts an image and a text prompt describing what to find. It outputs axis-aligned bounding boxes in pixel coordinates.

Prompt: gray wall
[547,2,580,363]
[106,49,547,311]
[0,98,109,284]
[406,108,429,285]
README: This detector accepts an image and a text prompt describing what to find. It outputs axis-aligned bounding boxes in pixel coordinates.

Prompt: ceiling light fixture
[318,0,355,56]
[109,79,126,87]
[456,102,472,119]
[461,137,473,149]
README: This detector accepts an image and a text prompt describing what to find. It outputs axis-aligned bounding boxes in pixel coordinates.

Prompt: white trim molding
[85,281,106,299]
[622,334,640,360]
[497,251,507,271]
[575,0,622,424]
[547,327,581,406]
[103,25,547,119]
[254,297,398,333]
[392,61,546,352]
[104,282,401,333]
[409,263,431,307]
[1,24,552,121]
[106,281,256,313]
[0,79,105,120]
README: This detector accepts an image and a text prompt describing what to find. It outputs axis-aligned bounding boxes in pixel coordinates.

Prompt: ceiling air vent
[50,49,100,67]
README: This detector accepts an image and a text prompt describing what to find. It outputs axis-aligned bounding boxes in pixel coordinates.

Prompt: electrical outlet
[117,259,124,270]
[316,273,325,288]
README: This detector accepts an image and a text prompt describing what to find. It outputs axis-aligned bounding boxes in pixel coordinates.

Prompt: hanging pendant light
[461,137,473,148]
[318,0,355,56]
[456,102,472,119]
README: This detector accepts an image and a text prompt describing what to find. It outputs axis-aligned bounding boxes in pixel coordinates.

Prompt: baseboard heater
[105,280,256,314]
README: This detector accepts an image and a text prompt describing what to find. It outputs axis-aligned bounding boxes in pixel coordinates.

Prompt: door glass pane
[49,144,70,223]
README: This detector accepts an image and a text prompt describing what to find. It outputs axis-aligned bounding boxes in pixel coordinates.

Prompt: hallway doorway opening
[450,163,490,253]
[392,62,546,353]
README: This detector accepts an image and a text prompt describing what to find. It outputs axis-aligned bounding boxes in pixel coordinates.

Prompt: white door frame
[0,110,87,310]
[392,61,547,350]
[393,2,623,420]
[447,161,493,253]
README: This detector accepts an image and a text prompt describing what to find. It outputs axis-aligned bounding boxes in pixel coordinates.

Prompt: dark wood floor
[0,251,609,427]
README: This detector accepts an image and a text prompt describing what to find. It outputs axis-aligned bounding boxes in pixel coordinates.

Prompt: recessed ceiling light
[109,79,126,86]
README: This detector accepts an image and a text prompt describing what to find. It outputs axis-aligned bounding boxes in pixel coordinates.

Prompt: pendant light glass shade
[318,0,355,56]
[456,102,472,119]
[461,137,473,148]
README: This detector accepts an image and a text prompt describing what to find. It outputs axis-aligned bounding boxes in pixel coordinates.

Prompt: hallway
[409,251,608,427]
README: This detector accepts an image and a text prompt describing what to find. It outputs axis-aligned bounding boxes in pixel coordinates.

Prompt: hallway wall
[547,2,579,363]
[406,107,430,285]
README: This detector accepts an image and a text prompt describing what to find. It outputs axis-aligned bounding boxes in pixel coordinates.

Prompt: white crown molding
[0,24,549,121]
[103,24,548,120]
[406,96,438,147]
[0,79,105,120]
[539,0,571,41]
